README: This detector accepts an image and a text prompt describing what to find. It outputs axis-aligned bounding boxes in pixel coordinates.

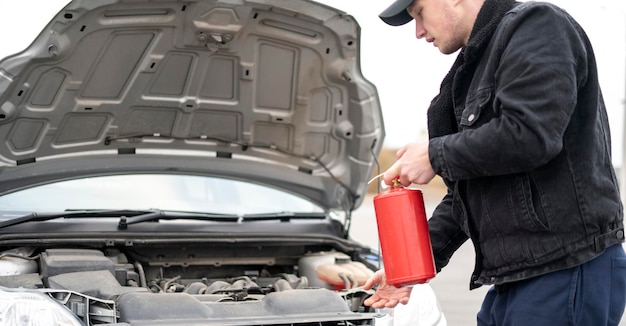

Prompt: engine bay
[0,245,378,325]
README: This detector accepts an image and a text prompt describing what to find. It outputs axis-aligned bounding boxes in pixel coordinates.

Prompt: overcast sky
[1,0,625,163]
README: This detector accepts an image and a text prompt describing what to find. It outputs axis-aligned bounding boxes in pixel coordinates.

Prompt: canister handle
[368,173,403,189]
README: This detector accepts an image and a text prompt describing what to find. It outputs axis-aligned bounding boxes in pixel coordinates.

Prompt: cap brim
[379,0,414,26]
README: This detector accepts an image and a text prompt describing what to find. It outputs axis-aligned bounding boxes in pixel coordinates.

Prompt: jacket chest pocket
[459,88,493,129]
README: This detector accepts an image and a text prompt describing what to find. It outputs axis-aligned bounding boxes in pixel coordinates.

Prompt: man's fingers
[363,277,377,290]
[372,299,388,309]
[363,270,384,290]
[385,299,399,308]
[396,146,407,158]
[382,162,400,186]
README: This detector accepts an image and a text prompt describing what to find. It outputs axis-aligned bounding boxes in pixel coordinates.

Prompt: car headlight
[0,287,84,326]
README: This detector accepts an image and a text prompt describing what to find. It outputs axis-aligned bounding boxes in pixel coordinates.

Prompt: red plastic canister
[373,180,436,286]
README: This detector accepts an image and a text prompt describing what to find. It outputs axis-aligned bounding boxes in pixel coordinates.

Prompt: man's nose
[414,21,426,39]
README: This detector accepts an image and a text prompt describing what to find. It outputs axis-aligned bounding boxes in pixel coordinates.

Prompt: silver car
[0,1,444,325]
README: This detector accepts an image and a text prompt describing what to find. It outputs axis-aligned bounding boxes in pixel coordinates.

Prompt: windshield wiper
[0,209,328,230]
[0,209,157,229]
[117,211,327,229]
[238,212,327,222]
[117,210,239,229]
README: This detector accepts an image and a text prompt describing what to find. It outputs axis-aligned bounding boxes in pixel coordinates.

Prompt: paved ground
[350,178,625,326]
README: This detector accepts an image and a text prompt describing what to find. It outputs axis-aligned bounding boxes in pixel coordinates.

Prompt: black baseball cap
[379,0,415,26]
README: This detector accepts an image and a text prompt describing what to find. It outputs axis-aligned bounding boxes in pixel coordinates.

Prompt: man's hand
[383,142,435,186]
[363,270,413,308]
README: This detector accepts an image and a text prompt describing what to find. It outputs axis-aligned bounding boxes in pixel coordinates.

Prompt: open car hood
[0,0,384,211]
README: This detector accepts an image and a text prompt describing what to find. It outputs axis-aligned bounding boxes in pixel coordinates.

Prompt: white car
[0,1,445,325]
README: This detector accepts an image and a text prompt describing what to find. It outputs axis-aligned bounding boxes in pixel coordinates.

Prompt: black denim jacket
[427,2,625,289]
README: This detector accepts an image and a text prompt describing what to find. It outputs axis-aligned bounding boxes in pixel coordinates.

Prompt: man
[364,0,626,324]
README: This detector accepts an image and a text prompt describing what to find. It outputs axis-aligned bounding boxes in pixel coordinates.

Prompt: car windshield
[0,174,324,215]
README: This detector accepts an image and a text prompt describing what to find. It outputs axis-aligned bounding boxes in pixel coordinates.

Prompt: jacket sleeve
[428,188,469,271]
[429,4,587,181]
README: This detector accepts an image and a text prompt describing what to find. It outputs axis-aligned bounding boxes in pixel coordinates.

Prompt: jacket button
[617,230,624,240]
[468,114,475,122]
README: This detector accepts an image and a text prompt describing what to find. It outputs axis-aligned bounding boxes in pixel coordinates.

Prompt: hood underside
[0,0,384,210]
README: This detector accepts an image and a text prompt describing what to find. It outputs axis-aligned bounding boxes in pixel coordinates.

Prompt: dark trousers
[477,244,626,326]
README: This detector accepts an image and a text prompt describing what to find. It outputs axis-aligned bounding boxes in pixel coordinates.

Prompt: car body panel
[0,0,384,210]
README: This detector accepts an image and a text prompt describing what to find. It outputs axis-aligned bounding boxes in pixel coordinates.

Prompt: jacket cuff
[429,136,448,179]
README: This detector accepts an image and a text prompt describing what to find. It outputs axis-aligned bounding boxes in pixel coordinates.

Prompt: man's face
[408,0,467,54]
